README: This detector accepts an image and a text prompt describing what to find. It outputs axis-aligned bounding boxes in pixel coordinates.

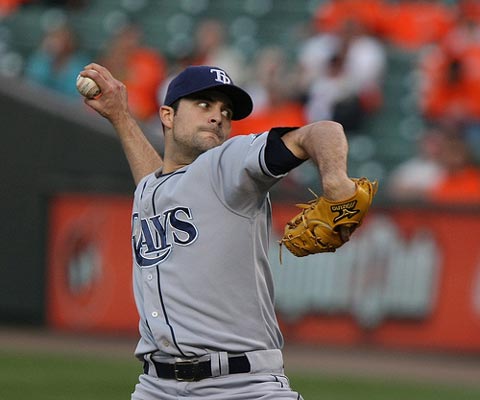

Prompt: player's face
[169,90,233,159]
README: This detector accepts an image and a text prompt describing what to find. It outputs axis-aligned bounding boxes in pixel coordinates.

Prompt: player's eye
[222,108,233,120]
[198,101,209,109]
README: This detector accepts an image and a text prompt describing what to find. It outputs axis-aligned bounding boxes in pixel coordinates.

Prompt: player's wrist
[110,109,135,129]
[322,175,356,201]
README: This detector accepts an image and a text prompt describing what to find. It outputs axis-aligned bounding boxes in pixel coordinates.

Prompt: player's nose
[208,104,223,125]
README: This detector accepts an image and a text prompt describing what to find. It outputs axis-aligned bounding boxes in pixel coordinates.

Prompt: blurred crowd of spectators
[4,0,480,204]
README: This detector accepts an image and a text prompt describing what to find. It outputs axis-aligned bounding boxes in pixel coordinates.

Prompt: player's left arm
[280,121,356,201]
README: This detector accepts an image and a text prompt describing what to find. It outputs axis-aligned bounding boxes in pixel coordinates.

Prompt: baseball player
[79,63,357,399]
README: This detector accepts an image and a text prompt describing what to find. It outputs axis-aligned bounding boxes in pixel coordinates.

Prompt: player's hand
[323,176,355,243]
[78,63,131,126]
[322,175,356,201]
[321,175,357,243]
[280,177,378,256]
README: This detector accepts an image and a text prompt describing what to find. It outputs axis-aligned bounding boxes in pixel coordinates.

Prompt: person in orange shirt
[419,48,480,122]
[457,0,480,25]
[313,0,385,36]
[232,101,306,137]
[381,0,455,51]
[427,125,480,205]
[98,23,167,121]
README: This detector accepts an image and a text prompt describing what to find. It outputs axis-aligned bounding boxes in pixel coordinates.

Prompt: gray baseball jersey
[131,132,286,360]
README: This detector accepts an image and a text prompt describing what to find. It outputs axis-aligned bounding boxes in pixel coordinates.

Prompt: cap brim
[209,84,253,120]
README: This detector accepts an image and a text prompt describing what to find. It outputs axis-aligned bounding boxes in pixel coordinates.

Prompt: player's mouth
[199,127,223,140]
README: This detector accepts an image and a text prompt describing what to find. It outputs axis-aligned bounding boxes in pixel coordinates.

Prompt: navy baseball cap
[163,66,253,120]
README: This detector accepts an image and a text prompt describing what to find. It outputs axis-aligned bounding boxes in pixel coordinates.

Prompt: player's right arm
[79,63,163,185]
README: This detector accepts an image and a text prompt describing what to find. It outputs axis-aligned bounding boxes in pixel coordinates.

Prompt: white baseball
[76,75,101,99]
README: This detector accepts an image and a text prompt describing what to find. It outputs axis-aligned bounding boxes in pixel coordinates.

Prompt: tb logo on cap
[210,68,231,84]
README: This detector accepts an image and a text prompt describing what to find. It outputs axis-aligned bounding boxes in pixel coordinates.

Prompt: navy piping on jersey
[272,374,284,388]
[139,179,155,340]
[258,142,270,176]
[155,265,189,357]
[150,169,191,358]
[271,375,302,399]
[155,169,187,180]
[139,179,149,200]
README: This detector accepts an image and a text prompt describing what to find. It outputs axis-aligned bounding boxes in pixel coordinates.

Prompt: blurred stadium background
[1,0,480,399]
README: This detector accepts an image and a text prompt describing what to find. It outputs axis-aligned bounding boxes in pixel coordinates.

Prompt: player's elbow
[300,120,346,145]
[309,120,345,135]
[283,121,347,160]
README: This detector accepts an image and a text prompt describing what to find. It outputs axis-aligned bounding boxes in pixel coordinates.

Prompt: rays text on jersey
[132,207,198,267]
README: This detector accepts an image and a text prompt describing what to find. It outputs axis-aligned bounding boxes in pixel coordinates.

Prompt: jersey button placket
[143,269,162,324]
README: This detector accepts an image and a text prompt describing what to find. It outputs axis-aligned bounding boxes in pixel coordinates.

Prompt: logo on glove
[331,200,360,223]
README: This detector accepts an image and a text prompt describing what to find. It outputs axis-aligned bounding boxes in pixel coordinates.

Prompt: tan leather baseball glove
[280,177,378,257]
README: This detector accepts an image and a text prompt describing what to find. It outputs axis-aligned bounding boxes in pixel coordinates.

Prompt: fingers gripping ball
[280,177,378,257]
[76,75,101,99]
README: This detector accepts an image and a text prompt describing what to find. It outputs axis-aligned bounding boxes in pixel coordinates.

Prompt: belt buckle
[174,359,199,382]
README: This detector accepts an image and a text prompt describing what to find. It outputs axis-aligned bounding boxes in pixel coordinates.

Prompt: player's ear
[159,105,174,129]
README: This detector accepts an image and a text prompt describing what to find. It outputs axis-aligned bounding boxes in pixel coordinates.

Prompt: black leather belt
[143,355,251,382]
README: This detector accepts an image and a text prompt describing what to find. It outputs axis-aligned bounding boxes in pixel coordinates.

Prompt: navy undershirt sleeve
[264,127,306,175]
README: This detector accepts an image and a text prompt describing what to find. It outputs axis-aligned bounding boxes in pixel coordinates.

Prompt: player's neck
[161,159,191,174]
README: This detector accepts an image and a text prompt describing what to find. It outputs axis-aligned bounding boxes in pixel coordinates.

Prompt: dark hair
[170,99,180,113]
